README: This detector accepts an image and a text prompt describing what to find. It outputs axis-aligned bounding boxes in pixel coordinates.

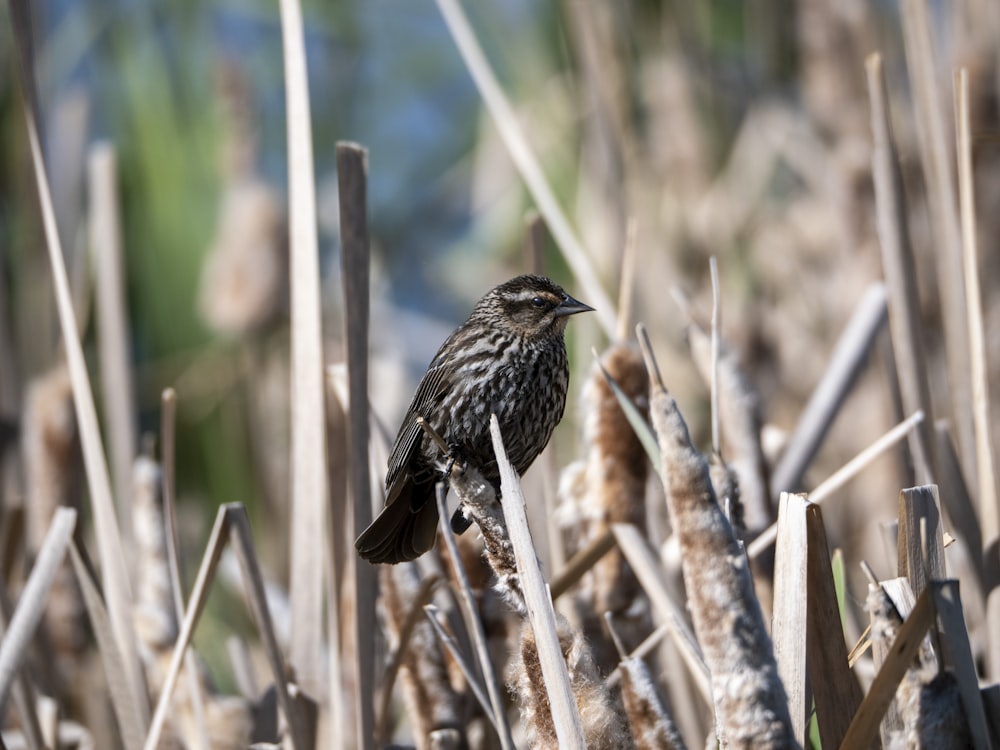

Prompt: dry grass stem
[68,540,145,749]
[955,67,1000,683]
[434,482,515,749]
[0,508,77,710]
[88,142,137,533]
[750,410,926,559]
[336,141,376,746]
[865,52,938,486]
[687,317,769,534]
[900,0,975,492]
[433,0,616,338]
[770,283,888,497]
[609,524,712,705]
[648,379,796,747]
[422,605,496,725]
[549,528,615,601]
[280,0,328,706]
[9,3,147,726]
[616,218,639,341]
[378,565,464,748]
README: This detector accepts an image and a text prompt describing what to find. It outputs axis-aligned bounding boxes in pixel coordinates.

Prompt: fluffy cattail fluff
[198,63,286,337]
[864,582,970,749]
[709,453,745,542]
[197,179,287,337]
[575,343,650,612]
[649,382,796,749]
[133,455,253,749]
[132,455,176,653]
[618,656,687,750]
[449,463,525,612]
[512,619,628,749]
[379,563,466,746]
[22,365,85,675]
[449,462,626,748]
[558,342,651,672]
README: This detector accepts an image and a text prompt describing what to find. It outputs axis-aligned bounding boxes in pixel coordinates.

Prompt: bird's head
[479,274,593,338]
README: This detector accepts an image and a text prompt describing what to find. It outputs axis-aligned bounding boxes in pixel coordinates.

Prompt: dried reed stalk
[771,493,861,748]
[865,52,938,486]
[770,283,888,497]
[0,507,77,711]
[337,142,378,750]
[434,483,514,749]
[9,1,148,728]
[143,504,308,750]
[88,143,137,534]
[687,319,768,534]
[897,485,946,599]
[955,66,1000,683]
[901,0,975,493]
[606,614,687,750]
[279,0,328,707]
[434,0,616,338]
[645,358,796,747]
[379,565,465,748]
[448,456,624,748]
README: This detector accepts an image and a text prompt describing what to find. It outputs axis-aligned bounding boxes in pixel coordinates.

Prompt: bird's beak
[554,294,595,317]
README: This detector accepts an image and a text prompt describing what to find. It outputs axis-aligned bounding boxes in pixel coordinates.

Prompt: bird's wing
[384,345,457,496]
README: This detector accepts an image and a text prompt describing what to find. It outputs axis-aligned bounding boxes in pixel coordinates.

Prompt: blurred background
[2,0,1000,739]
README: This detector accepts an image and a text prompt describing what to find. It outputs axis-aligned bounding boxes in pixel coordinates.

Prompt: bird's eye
[531,296,546,308]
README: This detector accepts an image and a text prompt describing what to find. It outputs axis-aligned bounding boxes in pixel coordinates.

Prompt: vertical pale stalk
[89,143,137,536]
[954,67,1000,681]
[489,415,587,747]
[278,0,327,700]
[8,1,148,729]
[901,0,975,492]
[337,142,376,749]
[865,52,938,486]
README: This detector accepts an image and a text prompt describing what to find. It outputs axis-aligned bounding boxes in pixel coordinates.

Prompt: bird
[356,274,593,564]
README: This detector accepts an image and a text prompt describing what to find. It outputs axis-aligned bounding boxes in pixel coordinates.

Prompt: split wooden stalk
[897,485,946,599]
[865,52,938,486]
[771,494,861,748]
[647,372,796,747]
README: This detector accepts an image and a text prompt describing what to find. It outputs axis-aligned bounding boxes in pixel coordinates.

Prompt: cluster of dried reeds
[3,0,1000,748]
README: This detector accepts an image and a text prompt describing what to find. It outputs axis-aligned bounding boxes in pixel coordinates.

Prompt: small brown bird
[356,275,593,564]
